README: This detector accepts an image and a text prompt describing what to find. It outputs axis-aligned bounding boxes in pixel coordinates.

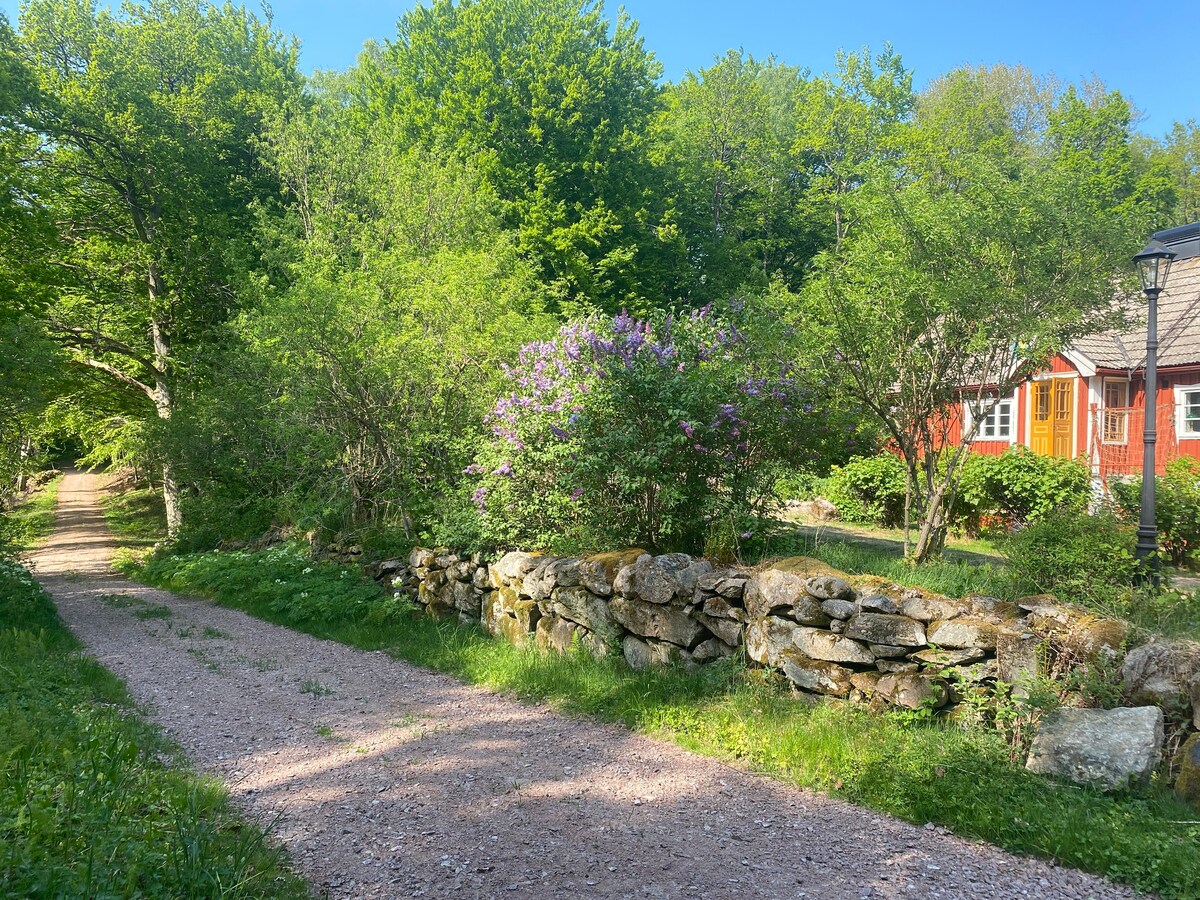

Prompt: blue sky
[3,0,1193,137]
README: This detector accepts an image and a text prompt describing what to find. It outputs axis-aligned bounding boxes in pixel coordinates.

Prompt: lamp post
[1132,240,1177,584]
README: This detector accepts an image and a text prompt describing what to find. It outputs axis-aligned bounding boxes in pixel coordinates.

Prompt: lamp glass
[1134,242,1176,294]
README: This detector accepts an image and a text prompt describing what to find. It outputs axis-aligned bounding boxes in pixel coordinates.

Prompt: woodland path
[26,471,1139,899]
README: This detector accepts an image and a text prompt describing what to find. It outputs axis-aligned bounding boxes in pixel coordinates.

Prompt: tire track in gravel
[26,471,1142,899]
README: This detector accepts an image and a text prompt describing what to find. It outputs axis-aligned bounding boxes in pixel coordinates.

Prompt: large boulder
[845,613,926,648]
[1025,706,1164,791]
[899,596,962,623]
[623,634,682,670]
[613,555,680,605]
[1121,639,1200,716]
[610,595,704,647]
[1174,733,1200,808]
[791,627,875,665]
[806,575,854,602]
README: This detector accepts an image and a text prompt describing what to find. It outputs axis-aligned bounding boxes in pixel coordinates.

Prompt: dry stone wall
[374,549,1120,709]
[367,547,1200,801]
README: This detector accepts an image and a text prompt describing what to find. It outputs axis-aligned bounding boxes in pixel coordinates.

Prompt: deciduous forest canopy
[1,0,1195,558]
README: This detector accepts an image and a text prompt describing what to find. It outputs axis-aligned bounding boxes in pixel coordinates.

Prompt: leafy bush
[1111,456,1200,567]
[824,453,908,527]
[980,447,1090,525]
[469,304,847,553]
[773,469,825,502]
[1001,509,1137,614]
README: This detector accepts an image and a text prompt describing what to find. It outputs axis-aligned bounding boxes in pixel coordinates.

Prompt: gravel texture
[26,472,1142,899]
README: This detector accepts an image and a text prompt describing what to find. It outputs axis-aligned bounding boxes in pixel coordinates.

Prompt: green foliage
[470,303,848,553]
[823,454,908,527]
[98,482,166,548]
[357,0,670,312]
[0,558,302,897]
[139,544,401,627]
[1002,509,1138,614]
[1111,456,1200,567]
[128,546,1200,899]
[0,473,59,553]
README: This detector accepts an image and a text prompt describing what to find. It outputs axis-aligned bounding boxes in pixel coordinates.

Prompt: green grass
[0,557,304,897]
[126,544,1200,899]
[99,481,167,548]
[0,474,61,553]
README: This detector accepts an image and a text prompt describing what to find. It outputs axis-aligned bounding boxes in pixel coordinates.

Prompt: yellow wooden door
[1052,378,1074,457]
[1030,382,1052,455]
[1030,379,1074,457]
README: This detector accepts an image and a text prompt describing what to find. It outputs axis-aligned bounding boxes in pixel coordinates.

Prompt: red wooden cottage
[947,222,1200,487]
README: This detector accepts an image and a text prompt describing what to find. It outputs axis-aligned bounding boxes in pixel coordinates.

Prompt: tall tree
[654,50,818,301]
[353,0,670,313]
[796,74,1151,562]
[16,0,300,533]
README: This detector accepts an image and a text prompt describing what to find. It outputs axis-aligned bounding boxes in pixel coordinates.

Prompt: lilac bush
[469,303,836,554]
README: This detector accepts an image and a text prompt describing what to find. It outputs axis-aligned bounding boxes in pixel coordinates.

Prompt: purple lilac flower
[571,487,584,501]
[492,461,514,478]
[472,487,488,510]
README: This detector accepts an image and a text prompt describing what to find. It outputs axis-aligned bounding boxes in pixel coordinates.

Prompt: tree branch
[74,355,157,401]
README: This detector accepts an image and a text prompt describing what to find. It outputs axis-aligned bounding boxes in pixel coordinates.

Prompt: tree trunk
[148,267,181,538]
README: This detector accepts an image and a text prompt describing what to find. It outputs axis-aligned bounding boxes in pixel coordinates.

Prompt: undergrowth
[129,544,1200,899]
[0,474,61,553]
[0,557,303,897]
[99,480,167,547]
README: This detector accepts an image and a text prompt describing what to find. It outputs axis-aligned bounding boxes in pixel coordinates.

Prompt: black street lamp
[1132,239,1177,583]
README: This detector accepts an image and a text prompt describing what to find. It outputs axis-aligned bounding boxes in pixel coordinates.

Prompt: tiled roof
[1073,254,1200,371]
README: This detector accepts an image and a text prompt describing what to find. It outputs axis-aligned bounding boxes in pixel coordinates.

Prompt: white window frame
[1176,381,1200,440]
[963,389,1017,444]
[1101,378,1130,446]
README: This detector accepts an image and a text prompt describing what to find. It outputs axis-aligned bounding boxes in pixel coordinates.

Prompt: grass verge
[0,474,61,553]
[128,544,1200,899]
[0,557,304,897]
[99,479,167,548]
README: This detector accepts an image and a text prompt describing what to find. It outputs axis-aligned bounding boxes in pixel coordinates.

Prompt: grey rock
[876,660,920,674]
[793,498,838,522]
[996,627,1044,698]
[472,566,490,590]
[691,636,738,663]
[745,616,797,668]
[869,644,909,659]
[793,596,833,628]
[859,594,901,614]
[1122,639,1200,714]
[535,615,579,654]
[623,635,681,670]
[701,595,745,621]
[488,551,543,590]
[910,647,986,667]
[744,569,806,619]
[927,618,998,650]
[521,558,562,602]
[611,595,704,648]
[829,619,847,634]
[690,611,742,647]
[899,596,962,623]
[876,673,950,709]
[845,613,926,647]
[779,652,854,696]
[1026,706,1164,791]
[674,560,715,597]
[806,575,854,601]
[614,555,680,605]
[821,598,859,620]
[551,586,621,643]
[654,552,694,573]
[792,627,875,665]
[966,595,1020,623]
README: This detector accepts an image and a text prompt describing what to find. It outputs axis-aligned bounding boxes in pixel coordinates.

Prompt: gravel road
[26,471,1142,899]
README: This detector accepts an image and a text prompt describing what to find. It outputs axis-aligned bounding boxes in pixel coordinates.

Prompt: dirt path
[26,472,1138,899]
